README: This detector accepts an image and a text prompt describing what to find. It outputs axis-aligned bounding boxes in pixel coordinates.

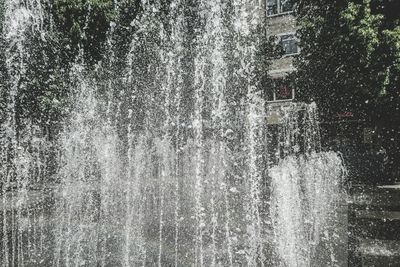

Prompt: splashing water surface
[0,0,347,266]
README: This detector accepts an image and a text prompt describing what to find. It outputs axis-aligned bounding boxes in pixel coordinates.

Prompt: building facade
[265,0,297,103]
[261,0,299,126]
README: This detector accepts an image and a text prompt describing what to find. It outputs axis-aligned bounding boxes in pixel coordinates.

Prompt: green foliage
[14,31,70,135]
[294,0,400,124]
[341,1,382,56]
[51,0,118,63]
[2,0,146,136]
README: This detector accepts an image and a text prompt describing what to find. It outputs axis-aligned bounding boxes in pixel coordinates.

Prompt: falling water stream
[0,0,347,266]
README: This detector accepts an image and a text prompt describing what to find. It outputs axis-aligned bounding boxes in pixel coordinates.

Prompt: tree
[293,0,400,180]
[51,0,118,63]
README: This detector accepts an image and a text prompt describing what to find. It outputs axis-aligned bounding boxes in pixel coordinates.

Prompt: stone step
[349,184,400,265]
[351,184,400,208]
[349,184,400,240]
[355,210,400,220]
[352,218,400,240]
[361,255,400,267]
[358,239,400,267]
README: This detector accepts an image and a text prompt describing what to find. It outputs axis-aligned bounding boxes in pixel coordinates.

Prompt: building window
[267,0,294,16]
[276,82,293,100]
[266,78,295,102]
[280,0,294,13]
[279,34,299,56]
[267,0,278,16]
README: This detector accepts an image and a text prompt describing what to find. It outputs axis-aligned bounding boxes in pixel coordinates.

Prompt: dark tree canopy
[294,0,400,124]
[293,0,400,180]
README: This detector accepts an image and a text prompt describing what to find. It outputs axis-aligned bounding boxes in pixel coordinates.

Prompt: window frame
[266,0,294,17]
[266,77,296,103]
[276,32,300,57]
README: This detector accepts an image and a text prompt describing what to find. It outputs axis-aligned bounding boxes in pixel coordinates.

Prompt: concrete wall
[266,12,298,78]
